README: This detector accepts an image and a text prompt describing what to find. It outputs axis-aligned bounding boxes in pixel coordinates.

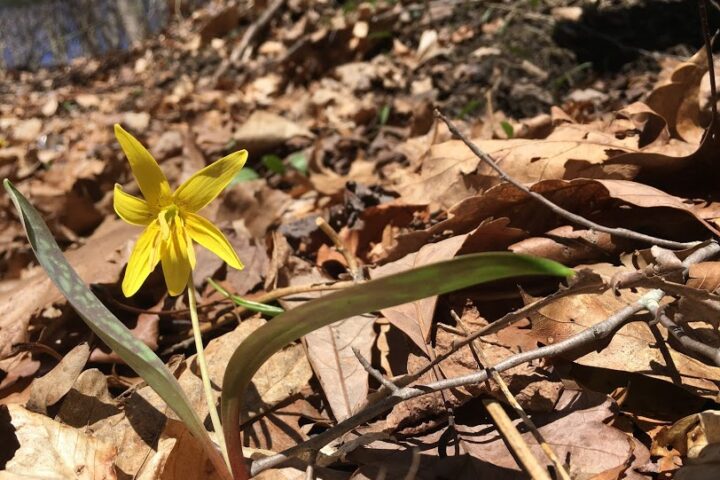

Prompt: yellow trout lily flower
[113,124,246,297]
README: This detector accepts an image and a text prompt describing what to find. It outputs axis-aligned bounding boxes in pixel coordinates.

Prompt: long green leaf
[221,252,573,477]
[207,278,284,316]
[3,179,231,480]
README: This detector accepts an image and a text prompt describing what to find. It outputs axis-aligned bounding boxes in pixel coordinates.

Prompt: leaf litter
[3,1,720,479]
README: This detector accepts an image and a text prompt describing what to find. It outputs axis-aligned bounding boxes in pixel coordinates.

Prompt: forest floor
[2,0,720,478]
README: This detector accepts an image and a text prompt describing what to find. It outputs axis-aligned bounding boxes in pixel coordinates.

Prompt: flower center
[158,204,183,240]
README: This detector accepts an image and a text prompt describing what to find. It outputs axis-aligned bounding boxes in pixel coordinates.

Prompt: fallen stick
[249,242,720,475]
[434,109,700,250]
[213,0,286,83]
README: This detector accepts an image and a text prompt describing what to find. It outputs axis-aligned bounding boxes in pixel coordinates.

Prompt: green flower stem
[187,274,230,469]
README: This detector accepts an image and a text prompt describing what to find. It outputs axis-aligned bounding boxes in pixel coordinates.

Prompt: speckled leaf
[221,251,574,478]
[3,180,231,480]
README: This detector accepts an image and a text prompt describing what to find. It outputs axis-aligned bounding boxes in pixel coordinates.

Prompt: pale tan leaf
[281,271,376,421]
[2,404,117,480]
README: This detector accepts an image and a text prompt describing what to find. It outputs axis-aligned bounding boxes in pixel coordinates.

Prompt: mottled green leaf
[221,252,573,477]
[3,179,231,480]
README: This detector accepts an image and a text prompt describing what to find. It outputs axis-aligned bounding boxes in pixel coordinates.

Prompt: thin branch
[408,273,607,383]
[352,346,399,393]
[451,311,570,480]
[315,217,364,282]
[249,289,663,475]
[403,448,421,480]
[481,398,551,480]
[434,109,700,250]
[95,285,221,316]
[213,0,286,82]
[700,0,718,120]
[632,242,720,366]
[249,243,720,474]
[648,303,720,366]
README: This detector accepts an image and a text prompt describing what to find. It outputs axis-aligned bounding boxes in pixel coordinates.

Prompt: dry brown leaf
[1,403,117,479]
[654,410,720,480]
[647,47,708,143]
[53,318,311,478]
[224,231,270,296]
[233,111,314,155]
[688,262,720,292]
[265,230,292,290]
[420,178,717,246]
[395,122,644,209]
[198,3,240,44]
[370,235,467,352]
[385,216,524,264]
[309,158,376,196]
[386,305,563,431]
[57,368,118,427]
[0,218,134,386]
[280,271,375,421]
[199,316,313,415]
[218,180,292,238]
[25,343,90,414]
[510,226,630,265]
[530,264,720,397]
[242,398,329,457]
[353,390,645,479]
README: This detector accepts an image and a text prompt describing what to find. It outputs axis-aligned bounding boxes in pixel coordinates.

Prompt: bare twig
[640,242,720,366]
[481,398,551,480]
[9,342,63,362]
[648,303,720,366]
[213,0,285,82]
[434,109,700,250]
[408,273,607,382]
[403,448,421,480]
[613,275,720,304]
[700,0,718,120]
[352,346,399,393]
[451,311,570,480]
[315,217,363,281]
[94,285,221,316]
[249,289,663,475]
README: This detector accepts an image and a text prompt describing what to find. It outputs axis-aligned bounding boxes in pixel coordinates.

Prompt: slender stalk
[187,274,230,468]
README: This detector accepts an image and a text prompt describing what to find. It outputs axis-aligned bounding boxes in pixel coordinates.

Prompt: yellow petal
[173,150,248,213]
[182,220,197,270]
[185,212,243,270]
[160,224,193,296]
[114,184,155,226]
[122,222,161,297]
[114,124,172,209]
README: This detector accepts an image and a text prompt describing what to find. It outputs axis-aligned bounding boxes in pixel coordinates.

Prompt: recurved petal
[122,221,162,297]
[114,184,155,225]
[173,150,248,212]
[185,212,243,270]
[160,224,193,296]
[114,124,172,209]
